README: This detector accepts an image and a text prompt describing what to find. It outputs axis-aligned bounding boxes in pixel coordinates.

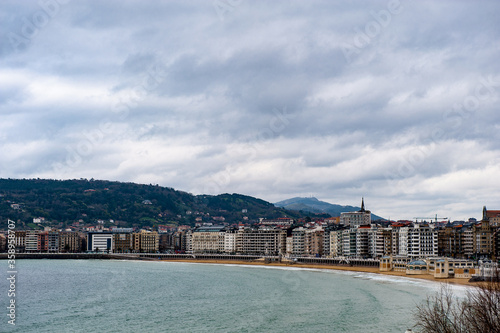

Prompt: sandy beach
[158,258,476,287]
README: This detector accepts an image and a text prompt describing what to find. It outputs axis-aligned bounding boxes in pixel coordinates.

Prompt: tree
[414,272,500,333]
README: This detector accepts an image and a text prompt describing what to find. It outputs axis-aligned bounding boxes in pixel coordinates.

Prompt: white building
[237,227,286,255]
[191,226,225,253]
[224,229,238,253]
[87,232,114,252]
[25,230,39,252]
[340,198,371,227]
[323,229,331,257]
[397,224,438,258]
[355,227,370,258]
[398,227,409,256]
[375,227,393,258]
[292,227,306,256]
[407,224,438,258]
[329,230,344,257]
[342,228,357,257]
[286,236,293,256]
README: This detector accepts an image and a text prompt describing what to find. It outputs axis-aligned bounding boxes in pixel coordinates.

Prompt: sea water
[0,260,467,332]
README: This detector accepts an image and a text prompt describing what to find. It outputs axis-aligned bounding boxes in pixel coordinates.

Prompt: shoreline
[0,253,476,286]
[156,258,476,287]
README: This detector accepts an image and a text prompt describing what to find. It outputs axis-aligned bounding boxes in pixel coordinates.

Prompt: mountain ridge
[0,178,310,229]
[274,197,384,220]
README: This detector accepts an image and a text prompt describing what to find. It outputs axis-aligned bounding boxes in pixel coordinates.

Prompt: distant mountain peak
[274,197,383,220]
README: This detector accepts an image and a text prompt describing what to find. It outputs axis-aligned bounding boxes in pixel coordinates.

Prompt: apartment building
[25,230,39,252]
[342,228,357,257]
[355,226,371,258]
[59,231,81,252]
[407,224,438,258]
[158,233,174,252]
[37,231,49,252]
[223,228,238,253]
[14,230,26,252]
[132,230,159,253]
[114,233,133,252]
[48,231,59,252]
[329,229,344,257]
[485,207,500,227]
[473,220,493,258]
[292,227,306,256]
[191,226,225,253]
[494,230,500,260]
[174,230,188,252]
[322,228,331,257]
[237,227,286,255]
[398,227,409,256]
[286,235,293,256]
[305,227,324,256]
[339,198,371,227]
[375,228,392,258]
[391,226,400,256]
[462,227,474,258]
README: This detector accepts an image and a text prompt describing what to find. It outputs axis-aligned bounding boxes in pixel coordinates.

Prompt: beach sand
[157,258,476,286]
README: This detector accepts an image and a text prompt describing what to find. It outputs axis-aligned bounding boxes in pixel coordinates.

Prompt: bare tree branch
[414,269,500,333]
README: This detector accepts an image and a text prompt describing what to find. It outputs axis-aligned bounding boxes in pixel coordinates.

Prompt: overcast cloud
[1,0,499,220]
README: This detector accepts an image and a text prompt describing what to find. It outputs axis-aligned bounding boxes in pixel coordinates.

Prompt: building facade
[191,226,225,253]
[87,232,113,252]
[339,198,371,227]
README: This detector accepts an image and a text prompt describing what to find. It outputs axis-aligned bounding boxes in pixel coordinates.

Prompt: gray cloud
[1,0,499,220]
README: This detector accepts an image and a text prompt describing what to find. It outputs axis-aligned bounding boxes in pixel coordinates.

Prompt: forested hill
[0,178,307,229]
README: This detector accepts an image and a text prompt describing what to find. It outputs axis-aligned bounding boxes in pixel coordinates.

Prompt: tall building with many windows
[305,227,324,256]
[59,232,81,252]
[190,226,225,253]
[25,230,39,252]
[329,229,344,257]
[473,208,494,258]
[114,233,133,253]
[132,230,159,253]
[87,232,114,252]
[47,231,59,252]
[407,224,438,258]
[237,227,286,255]
[292,227,306,256]
[37,232,49,252]
[375,228,392,258]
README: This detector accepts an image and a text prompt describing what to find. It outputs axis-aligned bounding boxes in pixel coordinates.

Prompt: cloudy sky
[1,0,499,220]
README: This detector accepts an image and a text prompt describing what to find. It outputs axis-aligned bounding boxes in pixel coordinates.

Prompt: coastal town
[2,199,499,282]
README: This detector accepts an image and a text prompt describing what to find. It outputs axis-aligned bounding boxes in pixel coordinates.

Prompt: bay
[0,260,465,332]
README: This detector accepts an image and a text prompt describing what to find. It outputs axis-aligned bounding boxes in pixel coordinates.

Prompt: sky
[1,0,499,221]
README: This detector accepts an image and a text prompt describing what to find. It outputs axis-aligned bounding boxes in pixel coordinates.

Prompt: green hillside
[0,178,306,229]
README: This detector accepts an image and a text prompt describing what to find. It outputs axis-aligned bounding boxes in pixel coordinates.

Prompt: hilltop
[0,178,309,229]
[275,197,384,220]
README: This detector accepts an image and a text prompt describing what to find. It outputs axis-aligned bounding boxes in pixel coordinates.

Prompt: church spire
[360,197,365,212]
